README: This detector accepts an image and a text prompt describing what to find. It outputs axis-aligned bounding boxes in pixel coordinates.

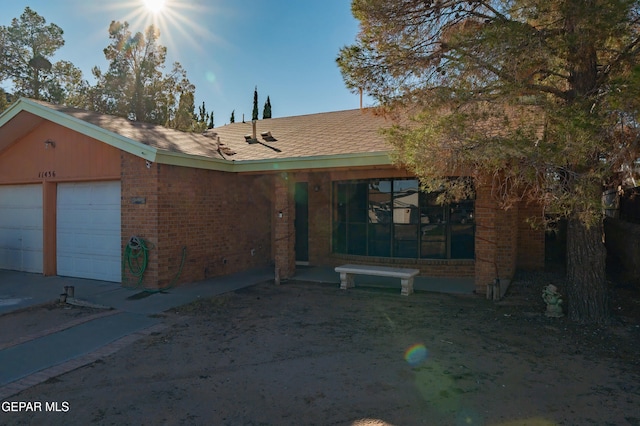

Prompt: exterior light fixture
[44,139,56,149]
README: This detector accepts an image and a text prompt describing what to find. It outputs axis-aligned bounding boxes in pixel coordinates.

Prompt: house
[0,98,544,294]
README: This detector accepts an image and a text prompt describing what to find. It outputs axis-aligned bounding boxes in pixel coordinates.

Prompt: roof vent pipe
[252,119,257,140]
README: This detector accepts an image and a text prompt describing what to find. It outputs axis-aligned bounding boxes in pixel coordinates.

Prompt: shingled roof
[205,108,392,161]
[0,98,394,172]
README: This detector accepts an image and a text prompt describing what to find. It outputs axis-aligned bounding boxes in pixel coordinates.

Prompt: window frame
[332,178,475,260]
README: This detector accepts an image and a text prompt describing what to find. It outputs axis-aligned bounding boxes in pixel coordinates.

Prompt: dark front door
[294,182,309,263]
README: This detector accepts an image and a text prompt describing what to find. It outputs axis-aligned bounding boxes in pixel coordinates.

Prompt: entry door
[294,182,309,263]
[0,184,43,273]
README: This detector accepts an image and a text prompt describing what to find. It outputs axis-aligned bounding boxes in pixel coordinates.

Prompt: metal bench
[335,264,420,296]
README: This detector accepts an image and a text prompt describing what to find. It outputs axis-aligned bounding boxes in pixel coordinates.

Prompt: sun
[142,0,167,14]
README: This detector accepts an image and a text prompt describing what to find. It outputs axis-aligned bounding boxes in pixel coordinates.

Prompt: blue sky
[1,0,372,124]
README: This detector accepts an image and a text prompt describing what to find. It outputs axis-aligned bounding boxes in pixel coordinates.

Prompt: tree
[195,101,214,130]
[230,109,235,123]
[263,95,272,119]
[252,86,259,121]
[0,7,83,103]
[0,88,9,113]
[173,90,195,131]
[90,21,196,128]
[198,101,207,124]
[338,0,640,323]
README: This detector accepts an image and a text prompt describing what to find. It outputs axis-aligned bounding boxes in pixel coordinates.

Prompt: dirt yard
[1,270,639,426]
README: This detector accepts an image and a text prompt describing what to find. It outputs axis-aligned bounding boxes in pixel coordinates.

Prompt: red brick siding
[517,200,545,269]
[474,183,499,292]
[155,165,273,288]
[121,153,273,289]
[121,153,160,288]
[474,184,545,294]
[274,173,295,279]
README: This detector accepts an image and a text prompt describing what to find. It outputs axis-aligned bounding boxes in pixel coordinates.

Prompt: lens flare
[404,343,428,366]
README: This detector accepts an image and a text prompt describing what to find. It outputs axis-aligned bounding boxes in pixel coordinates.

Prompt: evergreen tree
[90,21,195,127]
[230,110,235,123]
[208,111,214,129]
[0,7,84,103]
[338,0,640,324]
[174,91,195,131]
[263,95,272,119]
[199,101,206,123]
[252,86,259,121]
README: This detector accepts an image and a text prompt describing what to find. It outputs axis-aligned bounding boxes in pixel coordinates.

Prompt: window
[332,179,475,259]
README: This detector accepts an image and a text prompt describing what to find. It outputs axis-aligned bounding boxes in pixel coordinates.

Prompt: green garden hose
[122,236,187,292]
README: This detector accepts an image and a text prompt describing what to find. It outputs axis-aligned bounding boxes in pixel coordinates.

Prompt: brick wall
[121,153,273,289]
[274,173,295,279]
[517,200,545,269]
[120,158,545,292]
[121,153,160,288]
[155,166,273,288]
[474,184,545,295]
[473,183,498,292]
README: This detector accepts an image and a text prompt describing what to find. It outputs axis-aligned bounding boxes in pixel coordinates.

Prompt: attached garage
[56,181,121,282]
[0,184,43,273]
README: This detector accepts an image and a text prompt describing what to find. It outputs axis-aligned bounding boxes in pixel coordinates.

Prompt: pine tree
[230,110,235,124]
[338,0,640,324]
[0,7,84,103]
[199,101,206,123]
[252,86,259,121]
[263,96,272,119]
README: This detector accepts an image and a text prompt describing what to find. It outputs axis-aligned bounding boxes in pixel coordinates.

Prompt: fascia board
[230,152,392,172]
[0,99,27,127]
[154,150,235,172]
[154,151,391,173]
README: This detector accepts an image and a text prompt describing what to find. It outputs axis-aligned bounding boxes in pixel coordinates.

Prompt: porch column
[274,173,295,279]
[474,183,518,298]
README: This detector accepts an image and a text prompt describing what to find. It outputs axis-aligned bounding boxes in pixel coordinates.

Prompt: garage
[0,184,44,273]
[56,181,121,282]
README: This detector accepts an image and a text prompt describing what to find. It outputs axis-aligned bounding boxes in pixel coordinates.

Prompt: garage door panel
[57,182,121,282]
[0,248,21,270]
[57,231,120,254]
[57,255,120,278]
[0,185,43,273]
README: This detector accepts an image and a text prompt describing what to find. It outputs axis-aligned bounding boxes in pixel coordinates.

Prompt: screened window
[332,179,475,259]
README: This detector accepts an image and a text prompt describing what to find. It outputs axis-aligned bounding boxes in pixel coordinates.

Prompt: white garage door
[0,185,43,273]
[57,181,121,282]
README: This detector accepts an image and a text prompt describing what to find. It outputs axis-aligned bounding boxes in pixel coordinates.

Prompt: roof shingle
[34,100,392,162]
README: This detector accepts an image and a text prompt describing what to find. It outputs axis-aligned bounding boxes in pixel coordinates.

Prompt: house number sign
[38,171,56,178]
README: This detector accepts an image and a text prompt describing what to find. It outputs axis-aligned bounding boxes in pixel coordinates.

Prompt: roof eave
[154,151,392,173]
[231,152,392,172]
[2,98,392,173]
[4,98,158,162]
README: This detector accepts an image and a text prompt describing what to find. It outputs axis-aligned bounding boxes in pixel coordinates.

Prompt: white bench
[335,264,420,296]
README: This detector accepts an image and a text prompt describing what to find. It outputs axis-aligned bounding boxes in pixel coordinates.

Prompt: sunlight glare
[142,0,166,14]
